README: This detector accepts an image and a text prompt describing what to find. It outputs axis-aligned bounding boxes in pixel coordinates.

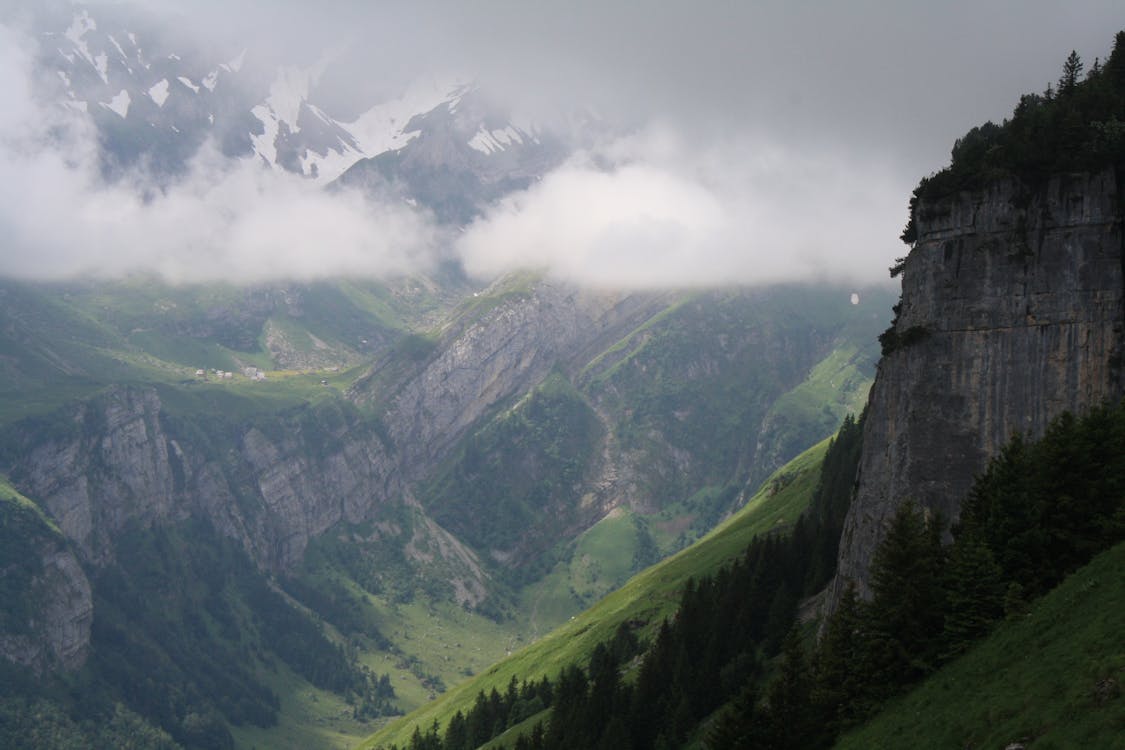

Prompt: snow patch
[64,11,110,84]
[108,35,127,62]
[297,110,362,182]
[92,52,108,84]
[102,89,131,118]
[291,75,466,184]
[266,67,309,128]
[249,103,280,167]
[347,76,463,155]
[64,11,95,47]
[225,49,246,73]
[149,79,169,107]
[468,125,525,154]
[202,70,219,91]
[177,76,199,93]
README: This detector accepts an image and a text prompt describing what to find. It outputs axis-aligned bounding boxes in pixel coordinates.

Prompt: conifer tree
[705,681,766,750]
[1059,50,1084,93]
[862,501,945,692]
[443,710,468,750]
[942,530,1004,657]
[811,581,868,732]
[763,628,815,749]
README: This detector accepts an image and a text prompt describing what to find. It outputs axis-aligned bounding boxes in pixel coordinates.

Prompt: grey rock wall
[832,170,1124,604]
[0,542,93,674]
[382,280,667,476]
[10,386,399,571]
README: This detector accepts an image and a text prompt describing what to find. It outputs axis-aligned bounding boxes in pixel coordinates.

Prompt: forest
[383,396,1125,750]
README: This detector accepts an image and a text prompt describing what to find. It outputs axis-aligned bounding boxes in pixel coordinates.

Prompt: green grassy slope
[0,277,450,426]
[836,541,1125,750]
[360,438,831,750]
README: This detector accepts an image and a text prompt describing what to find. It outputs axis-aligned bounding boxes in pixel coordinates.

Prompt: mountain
[359,437,834,750]
[333,87,567,223]
[831,104,1125,607]
[27,1,565,207]
[13,8,1121,750]
[0,272,890,748]
[344,33,1125,750]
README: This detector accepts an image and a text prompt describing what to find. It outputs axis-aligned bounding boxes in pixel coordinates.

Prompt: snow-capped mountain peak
[25,2,572,220]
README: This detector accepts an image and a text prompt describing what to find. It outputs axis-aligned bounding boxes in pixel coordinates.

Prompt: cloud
[131,0,1124,168]
[0,22,439,284]
[458,127,905,288]
[1,1,1123,287]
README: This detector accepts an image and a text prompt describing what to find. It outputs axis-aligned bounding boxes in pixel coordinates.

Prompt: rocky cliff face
[375,280,670,476]
[8,387,401,571]
[833,169,1125,601]
[0,541,92,674]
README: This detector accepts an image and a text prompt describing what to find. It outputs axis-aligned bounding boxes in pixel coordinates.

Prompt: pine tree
[762,628,815,750]
[1059,50,1084,93]
[811,581,868,732]
[942,530,1004,658]
[705,681,766,750]
[862,501,946,693]
[443,710,468,750]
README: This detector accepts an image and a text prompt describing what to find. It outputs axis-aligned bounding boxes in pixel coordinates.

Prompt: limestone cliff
[0,486,93,673]
[6,387,401,571]
[833,169,1125,601]
[371,279,671,475]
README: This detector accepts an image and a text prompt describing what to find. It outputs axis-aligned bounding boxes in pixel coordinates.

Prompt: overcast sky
[0,0,1122,286]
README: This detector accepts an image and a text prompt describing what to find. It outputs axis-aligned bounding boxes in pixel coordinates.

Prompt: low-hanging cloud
[1,1,1123,287]
[458,128,905,288]
[0,22,439,284]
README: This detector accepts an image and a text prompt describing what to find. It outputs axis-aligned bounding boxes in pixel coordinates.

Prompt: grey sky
[155,0,1124,171]
[0,0,1122,285]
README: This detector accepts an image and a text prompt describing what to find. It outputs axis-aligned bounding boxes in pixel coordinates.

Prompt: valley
[0,272,892,749]
[1,4,1123,750]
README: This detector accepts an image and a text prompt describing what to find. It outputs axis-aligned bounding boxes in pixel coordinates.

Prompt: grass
[520,508,644,635]
[230,660,370,750]
[577,296,689,384]
[447,271,541,329]
[229,587,525,750]
[836,541,1125,750]
[359,437,831,750]
[0,474,59,535]
[766,344,874,428]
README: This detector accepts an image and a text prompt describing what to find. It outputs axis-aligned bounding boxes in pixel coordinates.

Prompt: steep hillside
[833,67,1125,603]
[835,541,1125,750]
[0,275,889,749]
[390,281,889,600]
[360,438,832,750]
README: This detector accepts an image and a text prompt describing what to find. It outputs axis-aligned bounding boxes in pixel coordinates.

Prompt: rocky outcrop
[17,387,184,565]
[380,280,670,476]
[7,386,400,571]
[0,538,92,674]
[833,170,1125,601]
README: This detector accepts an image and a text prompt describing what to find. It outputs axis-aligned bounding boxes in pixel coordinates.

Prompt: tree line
[708,400,1125,748]
[901,30,1125,243]
[388,398,1124,750]
[384,413,866,750]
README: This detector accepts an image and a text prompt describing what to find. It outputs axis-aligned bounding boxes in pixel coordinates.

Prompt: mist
[0,1,1122,287]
